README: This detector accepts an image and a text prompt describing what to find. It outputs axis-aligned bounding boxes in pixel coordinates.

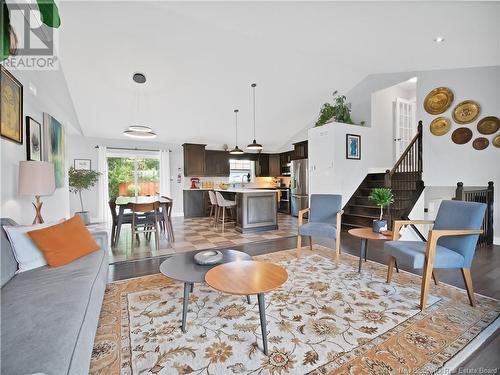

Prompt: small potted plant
[368,187,394,233]
[69,167,101,225]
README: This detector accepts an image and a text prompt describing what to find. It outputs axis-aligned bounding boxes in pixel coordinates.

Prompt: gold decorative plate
[424,87,454,115]
[430,117,451,136]
[451,127,473,145]
[477,116,500,135]
[493,134,500,148]
[452,100,480,124]
[472,137,489,151]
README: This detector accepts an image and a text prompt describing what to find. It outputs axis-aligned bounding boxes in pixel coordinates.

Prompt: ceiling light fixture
[247,83,263,151]
[229,109,244,155]
[433,36,445,43]
[123,73,157,139]
[408,77,418,83]
[124,130,157,139]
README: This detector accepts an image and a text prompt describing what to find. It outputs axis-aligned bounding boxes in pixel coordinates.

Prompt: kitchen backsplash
[184,176,290,190]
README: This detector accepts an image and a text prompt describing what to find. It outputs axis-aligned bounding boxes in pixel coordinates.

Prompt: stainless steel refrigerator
[291,159,309,217]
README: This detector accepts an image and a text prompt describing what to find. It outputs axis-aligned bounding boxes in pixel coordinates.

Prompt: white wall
[66,136,184,218]
[418,66,500,244]
[1,68,81,224]
[308,121,393,205]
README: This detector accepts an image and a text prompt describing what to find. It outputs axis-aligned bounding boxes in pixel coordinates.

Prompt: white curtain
[159,149,171,198]
[97,146,110,223]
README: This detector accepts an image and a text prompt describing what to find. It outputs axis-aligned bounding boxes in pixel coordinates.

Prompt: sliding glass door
[107,151,160,200]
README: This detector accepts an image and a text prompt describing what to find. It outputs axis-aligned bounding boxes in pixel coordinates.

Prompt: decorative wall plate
[493,135,500,148]
[424,87,454,115]
[452,100,480,124]
[451,127,473,144]
[477,116,500,135]
[429,117,451,136]
[472,137,489,150]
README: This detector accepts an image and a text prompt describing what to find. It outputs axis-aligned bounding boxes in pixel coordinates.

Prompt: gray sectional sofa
[1,218,109,375]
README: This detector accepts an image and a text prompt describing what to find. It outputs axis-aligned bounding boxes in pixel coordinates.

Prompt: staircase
[342,121,424,231]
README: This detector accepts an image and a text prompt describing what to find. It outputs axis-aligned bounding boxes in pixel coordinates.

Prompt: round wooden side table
[205,261,288,355]
[348,227,397,273]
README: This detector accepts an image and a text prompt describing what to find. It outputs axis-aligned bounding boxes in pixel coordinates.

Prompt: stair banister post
[487,181,494,245]
[455,182,464,201]
[417,120,423,172]
[384,169,391,188]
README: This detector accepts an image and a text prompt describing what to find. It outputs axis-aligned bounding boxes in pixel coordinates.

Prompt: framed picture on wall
[1,66,23,144]
[43,113,65,188]
[74,159,91,170]
[346,134,361,160]
[26,116,42,161]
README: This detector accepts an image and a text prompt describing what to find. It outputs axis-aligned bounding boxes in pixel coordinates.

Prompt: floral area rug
[90,246,500,375]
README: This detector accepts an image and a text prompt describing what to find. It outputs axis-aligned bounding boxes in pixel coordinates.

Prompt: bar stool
[208,191,219,228]
[215,191,236,232]
[131,201,161,251]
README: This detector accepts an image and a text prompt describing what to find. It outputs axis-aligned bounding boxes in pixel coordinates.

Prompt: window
[229,159,254,183]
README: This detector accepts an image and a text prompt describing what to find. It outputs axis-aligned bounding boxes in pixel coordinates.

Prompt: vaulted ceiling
[57,1,500,150]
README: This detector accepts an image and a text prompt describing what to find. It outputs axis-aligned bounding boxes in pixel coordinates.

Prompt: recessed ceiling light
[433,36,445,43]
[128,125,152,132]
[123,130,157,139]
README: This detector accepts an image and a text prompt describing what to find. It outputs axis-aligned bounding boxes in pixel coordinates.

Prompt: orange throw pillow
[27,215,100,267]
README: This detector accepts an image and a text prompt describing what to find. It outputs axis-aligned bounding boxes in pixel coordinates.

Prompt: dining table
[114,196,172,247]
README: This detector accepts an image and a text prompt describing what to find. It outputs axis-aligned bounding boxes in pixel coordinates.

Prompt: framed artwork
[26,116,42,161]
[1,66,23,144]
[74,159,91,170]
[346,134,361,160]
[43,113,65,188]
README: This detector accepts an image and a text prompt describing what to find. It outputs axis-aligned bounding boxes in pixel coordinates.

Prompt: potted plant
[315,90,355,127]
[368,187,394,233]
[68,167,101,225]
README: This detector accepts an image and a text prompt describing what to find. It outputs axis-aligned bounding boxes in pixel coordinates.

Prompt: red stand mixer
[190,177,200,189]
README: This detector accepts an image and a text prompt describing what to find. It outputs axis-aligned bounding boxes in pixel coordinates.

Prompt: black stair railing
[455,181,494,247]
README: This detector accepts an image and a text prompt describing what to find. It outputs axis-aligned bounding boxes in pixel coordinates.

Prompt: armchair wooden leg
[386,256,396,284]
[308,236,313,251]
[296,235,302,257]
[335,237,341,265]
[461,268,476,307]
[432,270,439,286]
[420,260,434,310]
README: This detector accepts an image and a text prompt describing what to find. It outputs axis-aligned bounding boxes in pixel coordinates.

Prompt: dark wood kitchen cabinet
[254,153,269,177]
[205,150,230,177]
[292,140,308,160]
[269,154,281,177]
[183,143,206,177]
[183,190,210,217]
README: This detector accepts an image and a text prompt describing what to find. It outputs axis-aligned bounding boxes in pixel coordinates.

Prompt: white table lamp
[18,161,56,224]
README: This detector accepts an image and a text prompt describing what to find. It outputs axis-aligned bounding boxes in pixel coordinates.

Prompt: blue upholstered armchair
[385,200,486,310]
[297,194,343,262]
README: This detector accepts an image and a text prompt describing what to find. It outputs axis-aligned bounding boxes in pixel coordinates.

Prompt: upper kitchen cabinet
[183,143,206,176]
[292,140,308,160]
[255,153,269,177]
[205,150,230,176]
[269,154,281,177]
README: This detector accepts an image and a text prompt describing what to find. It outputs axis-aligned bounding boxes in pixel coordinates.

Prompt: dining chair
[161,196,175,242]
[385,200,486,310]
[131,201,161,251]
[297,194,343,263]
[208,191,219,228]
[215,191,236,233]
[109,199,135,247]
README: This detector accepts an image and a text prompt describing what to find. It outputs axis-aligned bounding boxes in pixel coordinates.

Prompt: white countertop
[184,188,278,193]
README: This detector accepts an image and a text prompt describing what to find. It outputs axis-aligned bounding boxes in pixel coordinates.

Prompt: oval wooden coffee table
[348,227,397,273]
[205,261,288,355]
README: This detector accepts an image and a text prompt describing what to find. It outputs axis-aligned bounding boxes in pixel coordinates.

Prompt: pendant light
[123,72,157,139]
[247,83,263,150]
[229,109,244,155]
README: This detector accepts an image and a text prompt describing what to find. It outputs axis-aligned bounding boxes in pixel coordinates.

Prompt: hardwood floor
[108,231,500,371]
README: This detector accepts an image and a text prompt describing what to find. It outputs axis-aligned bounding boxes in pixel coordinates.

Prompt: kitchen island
[216,189,279,233]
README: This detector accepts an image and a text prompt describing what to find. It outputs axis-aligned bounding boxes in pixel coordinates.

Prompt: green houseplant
[315,90,355,127]
[68,167,101,225]
[368,187,394,233]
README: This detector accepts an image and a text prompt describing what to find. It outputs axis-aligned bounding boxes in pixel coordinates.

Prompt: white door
[394,98,416,161]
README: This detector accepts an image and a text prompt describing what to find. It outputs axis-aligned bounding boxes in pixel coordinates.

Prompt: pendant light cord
[234,109,239,145]
[252,83,257,139]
